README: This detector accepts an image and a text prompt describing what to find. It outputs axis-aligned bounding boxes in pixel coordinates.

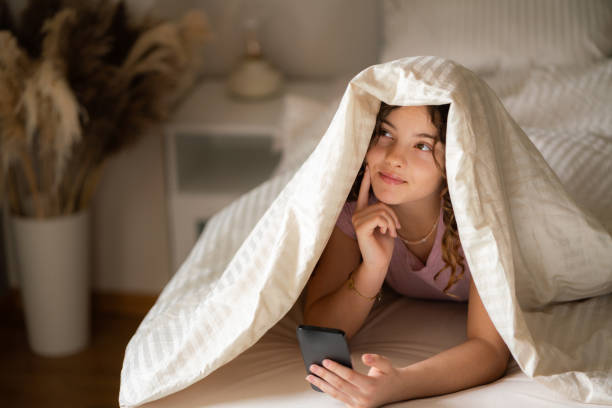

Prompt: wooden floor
[0,293,152,408]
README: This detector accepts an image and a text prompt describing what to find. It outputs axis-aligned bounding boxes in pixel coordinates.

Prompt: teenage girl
[303,102,510,407]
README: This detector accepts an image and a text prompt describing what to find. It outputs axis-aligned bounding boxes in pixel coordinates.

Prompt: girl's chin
[372,188,404,205]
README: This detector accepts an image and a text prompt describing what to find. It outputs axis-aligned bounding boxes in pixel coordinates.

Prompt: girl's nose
[385,146,407,167]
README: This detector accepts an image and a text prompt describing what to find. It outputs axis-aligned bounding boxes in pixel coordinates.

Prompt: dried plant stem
[7,168,21,216]
[0,5,209,218]
[79,160,106,211]
[18,148,44,218]
[43,152,51,211]
[41,150,60,216]
[64,153,92,214]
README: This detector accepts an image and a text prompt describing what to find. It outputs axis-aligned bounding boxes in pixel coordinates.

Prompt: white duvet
[119,56,612,407]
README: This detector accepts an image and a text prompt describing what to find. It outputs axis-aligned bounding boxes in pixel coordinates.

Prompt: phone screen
[296,325,352,392]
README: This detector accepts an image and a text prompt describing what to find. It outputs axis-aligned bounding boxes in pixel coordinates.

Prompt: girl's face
[365,105,445,205]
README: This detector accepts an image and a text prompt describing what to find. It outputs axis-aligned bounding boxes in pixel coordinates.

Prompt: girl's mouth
[379,172,405,185]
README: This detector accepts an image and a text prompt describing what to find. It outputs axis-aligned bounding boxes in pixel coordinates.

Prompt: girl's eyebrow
[381,118,396,130]
[381,118,436,139]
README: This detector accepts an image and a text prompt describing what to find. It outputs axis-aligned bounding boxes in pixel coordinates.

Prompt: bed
[137,292,610,408]
[120,1,612,407]
[131,60,612,408]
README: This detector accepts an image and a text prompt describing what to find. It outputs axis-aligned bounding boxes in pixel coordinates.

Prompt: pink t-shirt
[335,193,472,301]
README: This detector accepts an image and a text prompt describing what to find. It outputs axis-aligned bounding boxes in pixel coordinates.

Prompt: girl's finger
[356,204,401,232]
[322,359,372,389]
[310,363,351,392]
[362,353,394,374]
[376,202,402,230]
[354,211,397,238]
[305,375,352,405]
[353,197,402,231]
[356,164,371,211]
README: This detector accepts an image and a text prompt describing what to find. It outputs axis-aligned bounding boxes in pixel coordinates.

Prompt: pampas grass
[0,0,209,218]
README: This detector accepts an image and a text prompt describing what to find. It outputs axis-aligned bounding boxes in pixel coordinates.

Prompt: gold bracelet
[347,271,382,302]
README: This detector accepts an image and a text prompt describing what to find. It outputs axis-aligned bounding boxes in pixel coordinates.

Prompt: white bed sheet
[142,287,608,408]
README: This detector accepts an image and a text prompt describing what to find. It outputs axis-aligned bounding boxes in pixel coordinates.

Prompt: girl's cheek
[365,150,377,165]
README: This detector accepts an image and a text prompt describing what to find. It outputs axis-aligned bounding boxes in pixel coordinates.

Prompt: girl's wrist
[347,271,382,302]
[360,259,389,279]
[396,365,419,401]
[350,262,386,298]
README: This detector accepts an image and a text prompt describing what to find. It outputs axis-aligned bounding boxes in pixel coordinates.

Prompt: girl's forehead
[384,106,437,135]
[387,105,430,121]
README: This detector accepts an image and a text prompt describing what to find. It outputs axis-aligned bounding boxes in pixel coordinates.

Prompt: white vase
[10,209,91,356]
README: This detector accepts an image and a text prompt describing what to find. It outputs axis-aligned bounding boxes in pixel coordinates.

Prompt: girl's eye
[380,130,392,139]
[416,143,432,152]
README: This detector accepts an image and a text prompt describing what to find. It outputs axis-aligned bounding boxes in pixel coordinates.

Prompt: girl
[303,101,510,407]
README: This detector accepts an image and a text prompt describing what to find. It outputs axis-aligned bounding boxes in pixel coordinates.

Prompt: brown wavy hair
[346,101,466,295]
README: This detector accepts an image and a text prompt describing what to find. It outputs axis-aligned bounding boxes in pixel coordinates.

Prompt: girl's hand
[352,164,401,272]
[306,354,407,408]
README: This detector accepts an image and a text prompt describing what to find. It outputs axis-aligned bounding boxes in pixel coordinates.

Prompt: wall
[131,0,380,79]
[90,128,171,293]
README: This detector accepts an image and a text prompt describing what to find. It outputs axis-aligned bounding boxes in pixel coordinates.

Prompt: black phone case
[296,325,352,392]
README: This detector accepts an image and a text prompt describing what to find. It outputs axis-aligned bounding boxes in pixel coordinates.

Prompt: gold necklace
[398,217,439,245]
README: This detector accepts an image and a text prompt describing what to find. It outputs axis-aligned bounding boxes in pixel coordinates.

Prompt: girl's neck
[391,192,442,242]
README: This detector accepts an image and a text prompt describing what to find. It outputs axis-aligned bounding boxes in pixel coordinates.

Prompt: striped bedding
[119,56,612,407]
[482,60,612,233]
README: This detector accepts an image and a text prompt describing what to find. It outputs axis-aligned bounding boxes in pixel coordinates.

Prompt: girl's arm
[303,226,388,339]
[396,280,510,398]
[306,280,510,407]
[305,164,398,339]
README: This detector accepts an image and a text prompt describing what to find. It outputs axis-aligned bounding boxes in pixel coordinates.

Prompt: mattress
[141,287,609,408]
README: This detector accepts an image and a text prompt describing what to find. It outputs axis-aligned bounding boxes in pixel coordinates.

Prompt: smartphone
[296,324,353,392]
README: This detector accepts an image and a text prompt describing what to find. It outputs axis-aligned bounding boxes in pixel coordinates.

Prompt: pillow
[272,78,348,176]
[525,128,612,233]
[271,94,330,176]
[379,0,612,74]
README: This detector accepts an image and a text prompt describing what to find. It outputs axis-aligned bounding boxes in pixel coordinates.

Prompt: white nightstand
[165,78,340,274]
[164,80,285,273]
